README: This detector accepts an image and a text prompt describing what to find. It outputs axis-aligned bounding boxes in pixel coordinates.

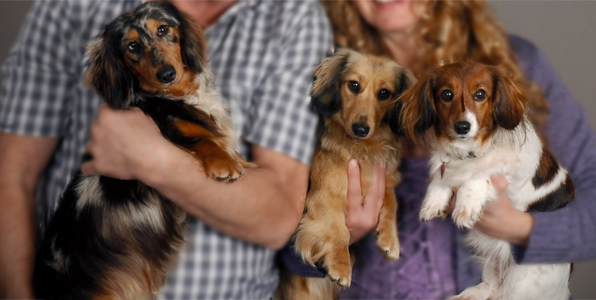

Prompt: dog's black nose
[454,121,471,135]
[352,123,370,138]
[156,65,176,83]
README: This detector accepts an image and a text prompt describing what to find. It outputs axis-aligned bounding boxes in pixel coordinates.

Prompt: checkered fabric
[0,1,333,299]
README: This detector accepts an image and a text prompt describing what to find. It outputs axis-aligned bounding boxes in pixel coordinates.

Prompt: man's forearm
[142,147,308,250]
[0,134,57,299]
[0,186,36,299]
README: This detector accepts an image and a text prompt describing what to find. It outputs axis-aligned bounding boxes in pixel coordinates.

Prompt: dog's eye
[127,41,140,53]
[377,89,392,101]
[157,25,169,36]
[441,89,454,102]
[474,89,487,101]
[348,81,360,93]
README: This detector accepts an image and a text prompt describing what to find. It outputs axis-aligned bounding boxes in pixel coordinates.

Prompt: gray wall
[1,0,595,298]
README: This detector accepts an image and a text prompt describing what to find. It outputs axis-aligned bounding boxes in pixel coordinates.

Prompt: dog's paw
[375,225,400,260]
[419,199,449,222]
[451,200,483,229]
[325,256,352,288]
[204,156,245,182]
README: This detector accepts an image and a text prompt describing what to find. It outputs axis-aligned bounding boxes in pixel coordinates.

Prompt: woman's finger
[347,159,363,211]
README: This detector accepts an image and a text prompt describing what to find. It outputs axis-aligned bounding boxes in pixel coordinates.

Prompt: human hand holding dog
[474,175,534,246]
[81,104,184,181]
[450,175,534,246]
[346,159,385,245]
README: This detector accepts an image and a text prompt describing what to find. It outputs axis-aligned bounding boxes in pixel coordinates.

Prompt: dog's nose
[454,121,471,135]
[156,65,176,83]
[352,123,370,138]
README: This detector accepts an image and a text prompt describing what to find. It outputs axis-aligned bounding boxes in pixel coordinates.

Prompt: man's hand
[81,105,179,180]
[345,159,385,245]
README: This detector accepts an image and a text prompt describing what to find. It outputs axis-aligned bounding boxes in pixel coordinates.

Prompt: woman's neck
[378,27,419,72]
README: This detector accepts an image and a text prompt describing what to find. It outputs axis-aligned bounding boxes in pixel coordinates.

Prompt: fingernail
[349,159,358,168]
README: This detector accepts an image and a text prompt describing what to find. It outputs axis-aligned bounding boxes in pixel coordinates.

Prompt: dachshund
[32,2,254,299]
[275,48,416,300]
[395,61,574,300]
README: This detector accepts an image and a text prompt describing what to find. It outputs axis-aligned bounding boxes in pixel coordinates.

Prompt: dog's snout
[352,123,370,138]
[156,65,176,83]
[454,121,471,135]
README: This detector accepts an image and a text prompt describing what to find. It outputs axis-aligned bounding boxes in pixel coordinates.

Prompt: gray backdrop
[0,1,594,299]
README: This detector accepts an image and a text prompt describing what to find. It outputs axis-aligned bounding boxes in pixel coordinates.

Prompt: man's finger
[85,140,94,154]
[80,161,97,176]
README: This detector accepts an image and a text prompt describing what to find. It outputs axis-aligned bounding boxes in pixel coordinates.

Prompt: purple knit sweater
[280,35,596,299]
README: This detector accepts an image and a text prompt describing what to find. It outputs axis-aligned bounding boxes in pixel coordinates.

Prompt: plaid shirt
[0,1,333,298]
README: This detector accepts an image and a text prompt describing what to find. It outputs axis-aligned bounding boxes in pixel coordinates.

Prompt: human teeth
[373,0,396,3]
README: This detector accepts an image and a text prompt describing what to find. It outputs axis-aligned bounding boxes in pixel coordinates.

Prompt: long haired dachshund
[275,49,416,300]
[395,61,573,300]
[33,2,253,299]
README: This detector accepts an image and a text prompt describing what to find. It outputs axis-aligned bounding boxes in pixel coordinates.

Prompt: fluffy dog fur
[395,61,574,300]
[275,49,416,300]
[33,2,253,299]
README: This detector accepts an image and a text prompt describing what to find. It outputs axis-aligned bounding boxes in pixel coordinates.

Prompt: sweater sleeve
[509,35,596,263]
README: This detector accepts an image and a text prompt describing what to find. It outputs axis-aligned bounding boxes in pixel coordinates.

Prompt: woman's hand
[450,175,535,246]
[474,175,534,246]
[345,159,385,245]
[81,104,178,180]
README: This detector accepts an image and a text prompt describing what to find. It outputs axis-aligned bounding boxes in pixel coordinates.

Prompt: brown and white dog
[275,49,416,300]
[395,61,574,300]
[33,2,253,299]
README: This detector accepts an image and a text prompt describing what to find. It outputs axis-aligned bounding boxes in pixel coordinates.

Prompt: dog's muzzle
[156,65,176,83]
[454,121,471,135]
[352,123,370,138]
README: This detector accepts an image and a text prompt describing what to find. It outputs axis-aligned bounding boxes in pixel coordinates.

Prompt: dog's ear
[394,67,417,99]
[309,49,350,117]
[396,71,437,139]
[85,31,135,109]
[165,2,206,74]
[492,67,527,130]
[387,100,405,136]
[387,66,417,136]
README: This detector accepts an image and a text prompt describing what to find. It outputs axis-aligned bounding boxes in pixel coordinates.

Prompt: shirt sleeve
[242,2,333,166]
[509,36,596,263]
[0,1,81,137]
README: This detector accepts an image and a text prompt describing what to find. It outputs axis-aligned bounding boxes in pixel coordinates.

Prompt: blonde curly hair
[321,0,549,133]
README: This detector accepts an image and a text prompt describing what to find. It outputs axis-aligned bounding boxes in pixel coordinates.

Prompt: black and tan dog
[33,2,253,299]
[275,49,416,300]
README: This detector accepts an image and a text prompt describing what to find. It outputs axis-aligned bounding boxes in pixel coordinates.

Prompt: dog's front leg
[294,192,352,288]
[375,185,400,260]
[419,171,453,221]
[175,119,251,182]
[451,177,496,229]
